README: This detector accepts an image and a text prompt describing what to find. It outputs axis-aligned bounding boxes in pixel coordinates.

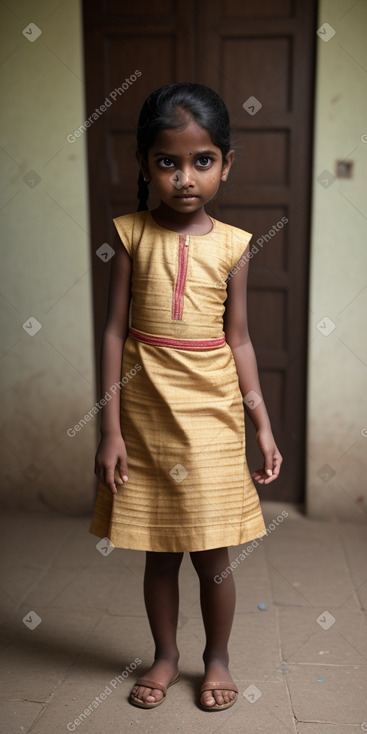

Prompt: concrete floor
[1,503,366,734]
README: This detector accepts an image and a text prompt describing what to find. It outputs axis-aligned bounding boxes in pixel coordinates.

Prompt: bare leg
[130,551,183,705]
[190,547,237,708]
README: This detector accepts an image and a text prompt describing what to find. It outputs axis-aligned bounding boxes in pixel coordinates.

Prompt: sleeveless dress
[89,210,266,552]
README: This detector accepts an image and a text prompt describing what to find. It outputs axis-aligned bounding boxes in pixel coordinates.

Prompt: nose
[180,166,195,188]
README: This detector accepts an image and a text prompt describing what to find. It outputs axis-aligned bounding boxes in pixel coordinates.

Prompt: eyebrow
[152,149,219,158]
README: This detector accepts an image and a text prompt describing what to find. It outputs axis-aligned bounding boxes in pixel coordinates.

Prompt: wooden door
[82,0,316,503]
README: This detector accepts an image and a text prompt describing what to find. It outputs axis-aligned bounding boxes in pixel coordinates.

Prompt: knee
[190,548,229,582]
[145,551,183,577]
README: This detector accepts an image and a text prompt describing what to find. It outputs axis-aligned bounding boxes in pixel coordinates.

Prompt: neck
[151,203,213,235]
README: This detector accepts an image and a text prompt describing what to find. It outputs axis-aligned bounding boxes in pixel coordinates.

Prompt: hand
[94,433,129,494]
[251,427,283,485]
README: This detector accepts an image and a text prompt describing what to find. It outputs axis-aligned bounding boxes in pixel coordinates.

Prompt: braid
[137,170,149,211]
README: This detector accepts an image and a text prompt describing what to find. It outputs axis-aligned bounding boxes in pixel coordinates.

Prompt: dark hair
[136,83,232,211]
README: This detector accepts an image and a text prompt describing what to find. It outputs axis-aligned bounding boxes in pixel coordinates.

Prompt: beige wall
[0,0,96,513]
[306,0,367,519]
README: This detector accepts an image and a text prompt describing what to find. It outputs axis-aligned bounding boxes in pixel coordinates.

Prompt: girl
[90,83,282,711]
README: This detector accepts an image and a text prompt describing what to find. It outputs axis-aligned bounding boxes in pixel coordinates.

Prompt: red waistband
[129,328,226,351]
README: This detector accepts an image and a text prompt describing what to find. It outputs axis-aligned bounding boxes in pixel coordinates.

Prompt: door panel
[221,0,294,17]
[83,0,316,503]
[197,0,316,503]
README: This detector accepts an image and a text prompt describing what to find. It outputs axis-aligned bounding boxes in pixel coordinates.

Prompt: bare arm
[94,237,132,493]
[224,245,282,484]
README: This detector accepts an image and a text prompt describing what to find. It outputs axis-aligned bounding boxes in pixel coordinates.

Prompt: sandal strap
[135,678,166,694]
[200,680,238,695]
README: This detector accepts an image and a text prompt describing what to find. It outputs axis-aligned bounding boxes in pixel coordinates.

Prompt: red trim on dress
[129,328,226,352]
[172,234,189,320]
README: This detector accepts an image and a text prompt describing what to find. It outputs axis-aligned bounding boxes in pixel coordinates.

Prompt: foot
[200,660,237,708]
[130,658,179,706]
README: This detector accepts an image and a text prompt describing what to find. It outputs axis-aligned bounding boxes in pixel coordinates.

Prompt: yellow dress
[89,210,266,552]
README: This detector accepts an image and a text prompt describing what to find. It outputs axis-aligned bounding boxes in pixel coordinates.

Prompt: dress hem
[89,523,267,553]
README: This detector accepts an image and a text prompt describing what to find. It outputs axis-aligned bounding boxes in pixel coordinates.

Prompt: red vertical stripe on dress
[172,234,189,320]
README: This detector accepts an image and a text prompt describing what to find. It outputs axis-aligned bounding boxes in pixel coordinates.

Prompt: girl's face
[140,117,234,214]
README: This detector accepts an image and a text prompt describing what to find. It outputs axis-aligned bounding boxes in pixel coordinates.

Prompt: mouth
[174,195,198,200]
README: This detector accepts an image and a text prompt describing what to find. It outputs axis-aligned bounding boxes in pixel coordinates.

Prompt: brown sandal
[129,672,180,709]
[199,680,238,711]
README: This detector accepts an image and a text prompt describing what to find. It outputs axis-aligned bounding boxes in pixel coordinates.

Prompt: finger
[269,467,280,479]
[114,467,124,486]
[94,464,106,487]
[117,457,129,482]
[251,469,266,484]
[263,472,278,484]
[271,453,283,478]
[263,451,274,478]
[104,468,118,494]
[252,468,277,485]
[270,459,280,478]
[264,458,282,483]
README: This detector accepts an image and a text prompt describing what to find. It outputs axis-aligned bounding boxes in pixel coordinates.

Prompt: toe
[201,689,237,707]
[145,687,163,703]
[223,690,235,703]
[132,685,151,703]
[201,690,216,707]
[213,689,225,706]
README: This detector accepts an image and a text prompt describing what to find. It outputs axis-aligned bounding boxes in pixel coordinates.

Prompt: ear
[220,150,234,182]
[138,154,151,182]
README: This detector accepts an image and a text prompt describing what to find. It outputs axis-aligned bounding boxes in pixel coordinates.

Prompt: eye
[158,158,175,168]
[196,156,213,168]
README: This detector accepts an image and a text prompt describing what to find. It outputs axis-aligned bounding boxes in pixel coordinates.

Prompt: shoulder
[113,210,148,236]
[213,217,252,242]
[113,211,150,255]
[212,218,253,267]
